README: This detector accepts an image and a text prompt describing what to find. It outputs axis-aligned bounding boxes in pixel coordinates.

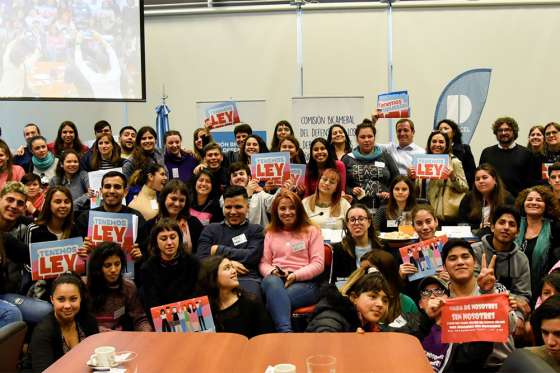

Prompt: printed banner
[150,295,215,333]
[196,100,266,134]
[377,91,410,119]
[30,237,85,280]
[251,152,291,186]
[441,293,510,343]
[433,68,492,145]
[211,130,267,155]
[399,236,448,281]
[88,211,136,275]
[88,167,123,208]
[292,96,364,158]
[413,154,450,180]
[202,101,240,129]
[290,163,306,189]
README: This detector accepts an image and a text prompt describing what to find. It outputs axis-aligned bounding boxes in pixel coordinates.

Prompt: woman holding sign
[259,190,324,332]
[238,134,269,166]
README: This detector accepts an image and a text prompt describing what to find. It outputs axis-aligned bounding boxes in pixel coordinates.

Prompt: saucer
[86,356,119,369]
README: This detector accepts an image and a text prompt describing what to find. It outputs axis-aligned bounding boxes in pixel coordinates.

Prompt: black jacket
[1,233,30,293]
[144,215,204,255]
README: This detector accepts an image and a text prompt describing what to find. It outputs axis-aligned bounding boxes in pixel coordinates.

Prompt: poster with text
[251,152,291,186]
[30,237,85,280]
[150,295,215,333]
[292,96,364,158]
[399,236,448,281]
[290,164,306,189]
[88,167,123,208]
[202,101,240,129]
[441,293,510,343]
[413,154,450,180]
[377,91,410,118]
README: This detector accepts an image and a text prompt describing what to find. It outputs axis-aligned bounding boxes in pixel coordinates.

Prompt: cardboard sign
[413,154,450,180]
[399,236,447,281]
[377,91,410,118]
[250,152,291,186]
[542,163,553,180]
[88,211,136,275]
[150,295,215,333]
[441,293,510,343]
[204,101,241,130]
[290,163,306,189]
[30,237,85,280]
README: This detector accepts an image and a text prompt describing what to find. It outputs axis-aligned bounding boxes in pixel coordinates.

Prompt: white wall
[2,1,560,162]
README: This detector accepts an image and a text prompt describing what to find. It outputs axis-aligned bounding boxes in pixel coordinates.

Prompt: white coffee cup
[274,363,296,373]
[93,346,116,367]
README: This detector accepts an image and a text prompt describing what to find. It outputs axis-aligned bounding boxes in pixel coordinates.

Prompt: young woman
[49,150,90,211]
[409,130,468,224]
[458,164,514,237]
[21,173,45,217]
[30,273,98,372]
[279,135,306,164]
[122,126,165,179]
[259,190,324,332]
[326,124,352,161]
[436,119,476,187]
[343,120,399,208]
[47,121,88,156]
[303,137,346,197]
[0,139,24,189]
[374,176,416,233]
[332,204,381,279]
[543,122,560,164]
[193,128,212,162]
[87,242,152,332]
[188,169,223,226]
[238,134,269,166]
[527,125,545,155]
[129,163,169,221]
[144,179,204,255]
[140,219,201,322]
[514,185,560,299]
[198,256,273,337]
[83,133,123,172]
[302,168,350,230]
[164,130,197,183]
[270,120,294,151]
[30,136,59,185]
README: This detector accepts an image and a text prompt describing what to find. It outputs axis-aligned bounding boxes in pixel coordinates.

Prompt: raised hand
[477,253,496,292]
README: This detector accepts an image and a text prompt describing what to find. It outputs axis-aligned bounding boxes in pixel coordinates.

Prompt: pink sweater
[259,225,325,281]
[0,165,24,190]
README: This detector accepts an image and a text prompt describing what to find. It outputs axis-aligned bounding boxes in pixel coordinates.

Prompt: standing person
[527,295,560,370]
[14,123,41,172]
[238,134,269,166]
[303,138,346,197]
[29,136,59,185]
[343,119,399,209]
[198,256,273,337]
[21,173,45,218]
[302,168,350,230]
[119,126,137,159]
[437,119,477,187]
[188,169,224,226]
[193,143,228,193]
[82,133,123,172]
[458,164,514,237]
[279,135,306,165]
[193,128,212,162]
[379,118,425,176]
[87,242,152,332]
[374,176,416,233]
[543,122,560,165]
[326,124,352,161]
[129,163,168,221]
[29,273,98,373]
[224,123,253,166]
[527,125,546,156]
[164,130,197,183]
[49,150,90,211]
[47,121,88,156]
[122,126,165,179]
[269,120,305,163]
[409,130,468,224]
[259,190,324,332]
[0,139,24,189]
[479,117,540,196]
[548,162,560,202]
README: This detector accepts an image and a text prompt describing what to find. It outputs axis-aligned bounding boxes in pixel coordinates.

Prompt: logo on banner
[433,69,492,144]
[204,101,241,129]
[30,237,85,280]
[377,91,410,119]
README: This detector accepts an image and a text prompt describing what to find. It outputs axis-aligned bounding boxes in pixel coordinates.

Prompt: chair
[498,348,556,373]
[291,243,333,331]
[0,321,27,373]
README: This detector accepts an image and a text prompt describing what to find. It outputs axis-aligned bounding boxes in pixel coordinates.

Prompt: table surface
[44,331,432,373]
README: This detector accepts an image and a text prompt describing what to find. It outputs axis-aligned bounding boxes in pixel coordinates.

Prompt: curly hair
[492,117,519,140]
[515,185,560,220]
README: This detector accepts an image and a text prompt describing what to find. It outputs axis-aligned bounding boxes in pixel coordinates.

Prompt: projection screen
[0,0,145,101]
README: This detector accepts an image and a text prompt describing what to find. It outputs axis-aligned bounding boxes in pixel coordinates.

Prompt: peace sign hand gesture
[477,253,497,292]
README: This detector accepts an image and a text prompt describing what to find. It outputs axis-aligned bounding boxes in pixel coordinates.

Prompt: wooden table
[241,332,433,373]
[44,331,248,372]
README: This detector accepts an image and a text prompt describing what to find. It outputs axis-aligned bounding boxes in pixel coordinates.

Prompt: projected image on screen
[0,0,144,101]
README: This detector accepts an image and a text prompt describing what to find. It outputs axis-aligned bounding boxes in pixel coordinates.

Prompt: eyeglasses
[545,131,559,137]
[496,128,513,133]
[348,216,369,224]
[420,288,447,298]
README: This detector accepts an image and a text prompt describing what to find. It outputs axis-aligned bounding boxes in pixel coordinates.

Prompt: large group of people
[1,116,560,372]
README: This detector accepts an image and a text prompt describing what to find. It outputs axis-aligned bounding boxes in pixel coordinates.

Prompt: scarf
[32,152,55,171]
[351,145,382,162]
[515,217,551,293]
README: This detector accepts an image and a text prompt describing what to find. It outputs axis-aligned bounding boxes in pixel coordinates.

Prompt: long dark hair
[239,134,268,165]
[90,133,121,170]
[36,186,74,239]
[437,119,463,145]
[326,124,352,154]
[51,272,92,321]
[306,138,337,182]
[130,126,158,174]
[426,130,451,154]
[279,135,306,164]
[54,121,86,155]
[188,169,219,207]
[340,204,381,259]
[270,120,294,152]
[87,242,127,311]
[386,175,416,220]
[158,179,191,219]
[468,164,509,222]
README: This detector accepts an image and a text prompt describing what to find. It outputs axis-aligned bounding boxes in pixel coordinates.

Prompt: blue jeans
[0,299,22,328]
[238,277,263,303]
[0,293,52,324]
[261,275,320,332]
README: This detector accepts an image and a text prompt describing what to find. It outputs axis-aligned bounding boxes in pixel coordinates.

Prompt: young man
[197,186,264,299]
[163,130,197,183]
[94,120,113,139]
[14,123,41,172]
[119,126,137,159]
[378,118,425,176]
[197,142,228,192]
[527,295,560,370]
[548,162,560,201]
[479,117,540,196]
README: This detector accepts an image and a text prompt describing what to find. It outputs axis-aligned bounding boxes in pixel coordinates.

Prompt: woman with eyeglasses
[543,122,560,166]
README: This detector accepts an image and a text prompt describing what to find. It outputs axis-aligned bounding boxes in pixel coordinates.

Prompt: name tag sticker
[290,240,305,252]
[387,220,398,228]
[374,161,386,168]
[172,168,179,178]
[150,199,159,210]
[232,233,247,246]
